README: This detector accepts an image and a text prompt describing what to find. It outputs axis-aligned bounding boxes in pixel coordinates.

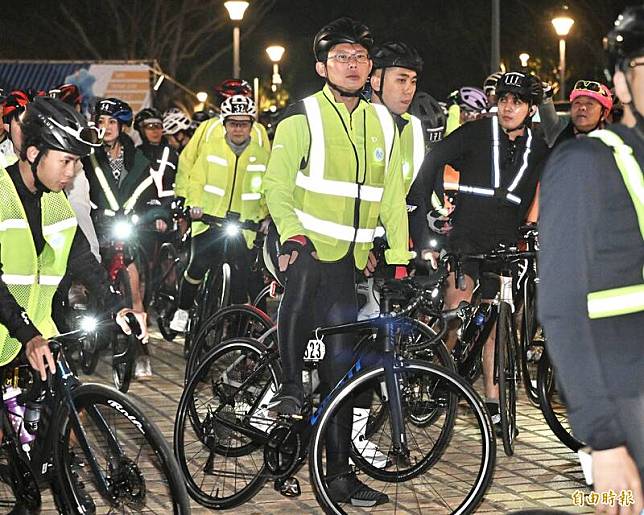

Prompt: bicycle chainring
[264,424,302,477]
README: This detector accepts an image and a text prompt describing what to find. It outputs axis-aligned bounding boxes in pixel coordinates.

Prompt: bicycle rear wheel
[53,384,190,514]
[519,278,543,406]
[112,269,136,393]
[175,337,280,509]
[537,350,584,452]
[310,360,495,515]
[496,302,518,456]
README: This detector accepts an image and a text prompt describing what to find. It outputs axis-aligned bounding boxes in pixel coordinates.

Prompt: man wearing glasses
[538,79,613,148]
[539,7,644,512]
[263,17,411,506]
[170,95,270,332]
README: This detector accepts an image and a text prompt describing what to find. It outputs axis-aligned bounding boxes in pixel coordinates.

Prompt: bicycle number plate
[304,338,326,362]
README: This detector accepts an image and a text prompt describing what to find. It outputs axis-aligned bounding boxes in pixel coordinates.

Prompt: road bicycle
[174,276,495,514]
[0,320,190,513]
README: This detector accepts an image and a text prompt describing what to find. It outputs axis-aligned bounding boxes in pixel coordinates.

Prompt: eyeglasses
[327,53,370,64]
[224,120,253,129]
[143,122,163,129]
[628,60,644,69]
[48,116,104,146]
[573,80,609,97]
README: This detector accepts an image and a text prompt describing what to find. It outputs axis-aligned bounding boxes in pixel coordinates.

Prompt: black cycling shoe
[267,382,303,416]
[327,471,389,507]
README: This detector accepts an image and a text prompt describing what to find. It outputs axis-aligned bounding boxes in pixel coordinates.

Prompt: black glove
[280,235,316,257]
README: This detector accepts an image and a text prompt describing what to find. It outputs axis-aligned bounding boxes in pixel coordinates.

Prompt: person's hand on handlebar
[25,334,56,381]
[190,207,203,220]
[278,235,317,272]
[259,217,272,235]
[115,309,149,344]
[363,251,378,277]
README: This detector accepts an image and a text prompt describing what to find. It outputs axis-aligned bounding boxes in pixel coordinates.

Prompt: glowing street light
[552,8,575,101]
[519,52,530,68]
[196,91,208,103]
[224,1,250,78]
[266,45,285,88]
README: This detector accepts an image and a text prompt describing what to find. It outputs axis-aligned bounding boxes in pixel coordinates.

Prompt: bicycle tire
[154,242,182,342]
[53,383,190,514]
[112,269,135,393]
[185,303,275,382]
[310,360,495,515]
[497,302,518,456]
[519,277,542,406]
[537,351,584,452]
[175,337,281,509]
[79,330,100,375]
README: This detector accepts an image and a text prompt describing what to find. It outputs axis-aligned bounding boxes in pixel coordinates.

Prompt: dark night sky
[0,0,636,103]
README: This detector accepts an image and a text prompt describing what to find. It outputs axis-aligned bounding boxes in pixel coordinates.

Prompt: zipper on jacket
[226,155,240,214]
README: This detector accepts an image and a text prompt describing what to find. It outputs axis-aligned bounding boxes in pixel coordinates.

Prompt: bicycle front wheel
[496,302,518,456]
[112,269,136,393]
[310,359,495,515]
[53,384,190,514]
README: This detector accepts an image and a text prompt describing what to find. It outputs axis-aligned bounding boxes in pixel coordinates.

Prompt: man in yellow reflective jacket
[263,18,412,507]
[170,95,270,332]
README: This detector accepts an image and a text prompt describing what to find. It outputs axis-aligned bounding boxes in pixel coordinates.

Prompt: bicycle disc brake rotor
[107,455,146,507]
[264,424,301,477]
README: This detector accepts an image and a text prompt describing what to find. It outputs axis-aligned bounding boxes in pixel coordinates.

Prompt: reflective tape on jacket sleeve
[294,209,375,243]
[587,284,644,318]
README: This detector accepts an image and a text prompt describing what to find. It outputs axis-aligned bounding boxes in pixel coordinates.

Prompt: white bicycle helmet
[220,95,257,119]
[163,108,191,135]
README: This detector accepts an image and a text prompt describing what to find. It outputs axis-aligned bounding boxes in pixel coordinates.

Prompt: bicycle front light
[79,315,98,333]
[225,222,240,237]
[113,221,133,240]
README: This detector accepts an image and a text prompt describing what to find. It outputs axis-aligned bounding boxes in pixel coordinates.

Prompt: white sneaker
[352,407,388,469]
[134,356,153,380]
[169,309,189,332]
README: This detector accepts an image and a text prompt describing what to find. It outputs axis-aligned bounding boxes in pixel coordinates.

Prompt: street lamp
[224,1,249,79]
[266,45,285,89]
[519,53,530,69]
[196,91,208,103]
[551,8,574,101]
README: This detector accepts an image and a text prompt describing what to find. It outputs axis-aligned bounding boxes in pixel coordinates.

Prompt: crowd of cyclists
[0,4,642,514]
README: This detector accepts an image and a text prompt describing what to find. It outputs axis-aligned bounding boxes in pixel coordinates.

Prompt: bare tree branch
[59,3,103,59]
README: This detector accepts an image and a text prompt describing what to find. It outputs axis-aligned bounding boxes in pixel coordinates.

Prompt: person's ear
[613,70,632,105]
[370,72,381,93]
[315,61,328,79]
[26,145,40,163]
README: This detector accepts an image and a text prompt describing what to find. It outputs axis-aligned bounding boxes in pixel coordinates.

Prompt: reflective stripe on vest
[90,153,120,212]
[297,96,391,203]
[410,114,425,184]
[0,274,65,287]
[123,175,154,214]
[294,208,375,243]
[585,129,644,318]
[150,146,175,198]
[207,154,228,167]
[458,116,532,205]
[204,184,226,197]
[0,219,29,231]
[589,130,644,239]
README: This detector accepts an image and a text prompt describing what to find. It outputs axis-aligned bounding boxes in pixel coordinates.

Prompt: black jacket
[412,117,550,250]
[538,123,644,451]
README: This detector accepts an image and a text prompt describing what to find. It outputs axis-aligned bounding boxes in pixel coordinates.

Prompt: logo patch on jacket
[374,148,385,162]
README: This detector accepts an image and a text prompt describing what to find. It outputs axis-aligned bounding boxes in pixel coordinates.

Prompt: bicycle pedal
[275,477,301,497]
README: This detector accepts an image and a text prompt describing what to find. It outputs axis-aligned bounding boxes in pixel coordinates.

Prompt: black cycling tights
[177,228,251,310]
[278,252,370,477]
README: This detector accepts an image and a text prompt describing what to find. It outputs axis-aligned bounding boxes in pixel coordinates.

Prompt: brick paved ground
[0,327,593,514]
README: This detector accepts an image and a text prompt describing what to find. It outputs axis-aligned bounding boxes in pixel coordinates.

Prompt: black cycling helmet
[94,97,133,126]
[313,17,373,62]
[134,107,163,133]
[371,41,423,73]
[409,91,446,145]
[495,72,543,106]
[20,97,102,192]
[604,6,644,73]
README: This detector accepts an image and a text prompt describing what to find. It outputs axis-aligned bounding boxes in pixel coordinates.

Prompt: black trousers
[178,228,252,309]
[277,252,360,477]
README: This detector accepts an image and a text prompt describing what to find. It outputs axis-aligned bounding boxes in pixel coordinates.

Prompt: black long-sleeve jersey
[412,116,550,250]
[0,163,113,345]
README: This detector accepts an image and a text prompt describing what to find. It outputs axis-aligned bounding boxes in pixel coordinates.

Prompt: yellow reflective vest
[176,118,270,199]
[264,85,413,269]
[586,129,644,319]
[0,168,77,366]
[399,112,427,194]
[181,135,269,248]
